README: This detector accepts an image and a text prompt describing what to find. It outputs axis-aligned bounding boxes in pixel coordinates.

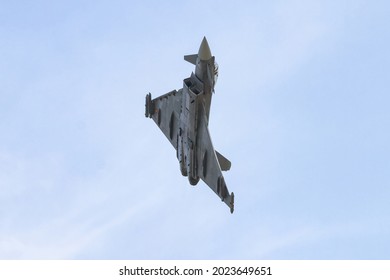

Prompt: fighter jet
[145,37,234,213]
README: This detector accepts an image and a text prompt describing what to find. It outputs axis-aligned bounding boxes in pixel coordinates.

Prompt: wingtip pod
[145,92,154,118]
[230,192,234,214]
[223,191,234,214]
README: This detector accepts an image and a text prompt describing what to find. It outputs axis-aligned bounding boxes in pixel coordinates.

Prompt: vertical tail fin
[216,150,231,171]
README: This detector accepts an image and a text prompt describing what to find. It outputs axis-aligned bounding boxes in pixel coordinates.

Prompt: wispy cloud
[1,0,389,260]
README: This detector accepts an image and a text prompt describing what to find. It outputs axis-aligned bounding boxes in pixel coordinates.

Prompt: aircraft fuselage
[145,37,234,213]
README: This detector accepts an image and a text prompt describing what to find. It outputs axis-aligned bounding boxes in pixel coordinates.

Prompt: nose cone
[198,36,212,60]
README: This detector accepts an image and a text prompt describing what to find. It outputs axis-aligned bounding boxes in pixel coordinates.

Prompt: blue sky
[1,0,389,259]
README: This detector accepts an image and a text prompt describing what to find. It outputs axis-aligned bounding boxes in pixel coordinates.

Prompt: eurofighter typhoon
[145,37,234,213]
